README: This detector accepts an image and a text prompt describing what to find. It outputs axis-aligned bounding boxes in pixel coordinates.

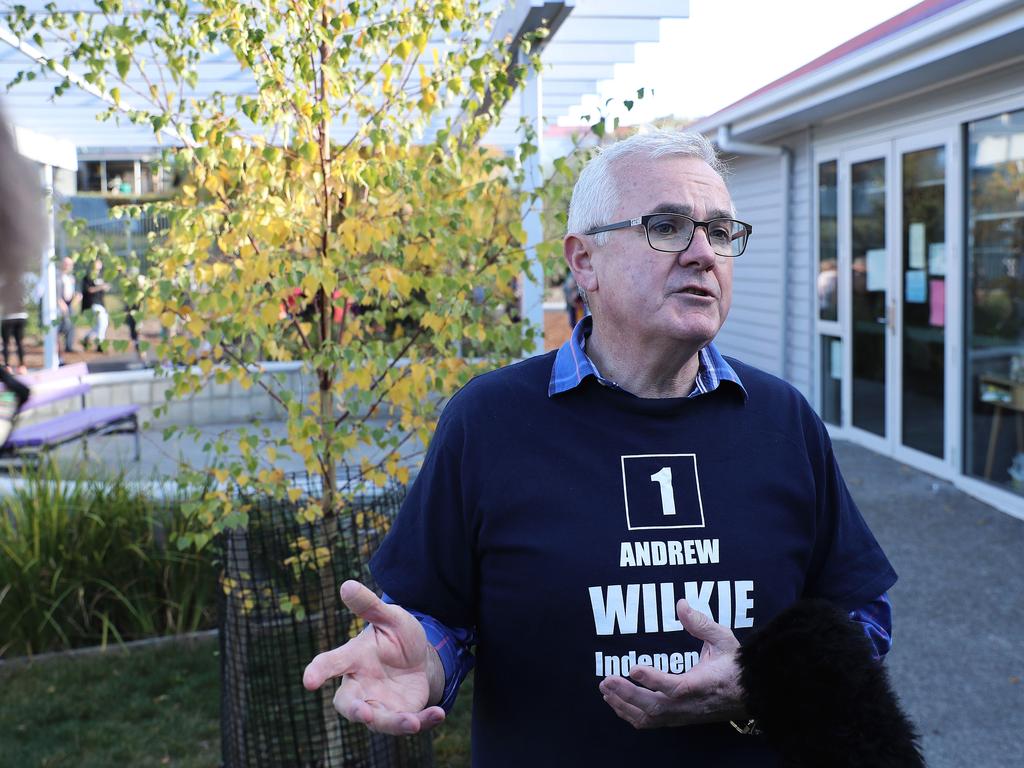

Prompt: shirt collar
[548,315,746,400]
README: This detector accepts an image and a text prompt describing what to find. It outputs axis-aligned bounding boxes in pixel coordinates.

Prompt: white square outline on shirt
[620,453,706,531]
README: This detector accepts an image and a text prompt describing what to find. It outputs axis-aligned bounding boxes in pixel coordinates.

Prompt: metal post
[41,164,59,369]
[519,64,544,358]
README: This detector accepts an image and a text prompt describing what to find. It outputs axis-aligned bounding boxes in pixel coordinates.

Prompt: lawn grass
[0,637,221,768]
[0,636,474,767]
[433,673,474,768]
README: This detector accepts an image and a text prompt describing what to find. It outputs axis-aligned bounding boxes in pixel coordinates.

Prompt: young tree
[10,3,564,760]
[8,0,555,535]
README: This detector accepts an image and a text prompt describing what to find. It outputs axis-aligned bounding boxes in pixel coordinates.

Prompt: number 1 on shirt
[649,467,676,516]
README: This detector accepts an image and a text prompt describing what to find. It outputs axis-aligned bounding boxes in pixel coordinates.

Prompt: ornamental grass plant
[0,462,216,657]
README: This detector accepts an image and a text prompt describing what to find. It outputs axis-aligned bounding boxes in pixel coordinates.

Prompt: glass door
[849,156,889,438]
[898,144,947,459]
[829,134,954,464]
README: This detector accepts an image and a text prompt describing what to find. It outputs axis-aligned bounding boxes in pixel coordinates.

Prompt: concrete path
[835,441,1023,768]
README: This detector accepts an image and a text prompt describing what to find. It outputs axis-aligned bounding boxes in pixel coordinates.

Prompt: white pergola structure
[0,0,689,367]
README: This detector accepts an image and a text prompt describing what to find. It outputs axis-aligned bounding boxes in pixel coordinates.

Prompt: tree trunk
[313,16,346,753]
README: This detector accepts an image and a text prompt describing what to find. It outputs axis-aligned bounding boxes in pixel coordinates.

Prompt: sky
[566,0,926,126]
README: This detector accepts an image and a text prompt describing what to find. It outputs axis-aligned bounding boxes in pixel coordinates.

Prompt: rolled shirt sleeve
[382,593,476,712]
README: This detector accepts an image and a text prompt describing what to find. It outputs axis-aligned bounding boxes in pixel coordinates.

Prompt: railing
[55,194,169,263]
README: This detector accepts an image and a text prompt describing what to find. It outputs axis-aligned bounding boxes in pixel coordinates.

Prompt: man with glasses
[304,131,898,765]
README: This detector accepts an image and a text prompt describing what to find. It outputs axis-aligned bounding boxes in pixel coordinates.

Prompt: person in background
[122,266,146,360]
[0,101,40,442]
[562,271,584,330]
[1,307,28,374]
[56,256,79,355]
[125,303,141,357]
[81,258,110,352]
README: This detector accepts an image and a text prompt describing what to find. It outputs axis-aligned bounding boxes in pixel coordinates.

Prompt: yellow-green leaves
[12,0,562,547]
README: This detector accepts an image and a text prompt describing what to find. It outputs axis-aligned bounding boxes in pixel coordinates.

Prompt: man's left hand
[599,599,747,729]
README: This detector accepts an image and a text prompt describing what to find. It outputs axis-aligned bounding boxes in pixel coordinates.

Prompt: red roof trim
[706,0,967,120]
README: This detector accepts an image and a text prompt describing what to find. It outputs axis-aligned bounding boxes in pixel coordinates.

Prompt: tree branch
[216,343,288,410]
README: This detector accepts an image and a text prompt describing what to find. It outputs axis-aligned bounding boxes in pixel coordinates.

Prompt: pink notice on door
[929,279,945,327]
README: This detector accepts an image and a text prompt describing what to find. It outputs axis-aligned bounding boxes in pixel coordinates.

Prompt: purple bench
[1,362,140,463]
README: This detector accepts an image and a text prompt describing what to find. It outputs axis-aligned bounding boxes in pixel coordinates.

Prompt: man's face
[61,258,73,273]
[586,155,735,350]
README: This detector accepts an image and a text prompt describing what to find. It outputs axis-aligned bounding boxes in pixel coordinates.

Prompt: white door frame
[811,93,1024,521]
[816,131,959,476]
[890,128,961,478]
[840,142,893,457]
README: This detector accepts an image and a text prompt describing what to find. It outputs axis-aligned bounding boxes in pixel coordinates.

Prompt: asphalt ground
[834,440,1024,768]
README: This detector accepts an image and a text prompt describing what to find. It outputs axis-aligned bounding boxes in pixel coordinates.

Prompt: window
[818,161,838,321]
[104,160,136,194]
[965,108,1024,490]
[901,147,945,458]
[820,336,841,425]
[77,161,104,192]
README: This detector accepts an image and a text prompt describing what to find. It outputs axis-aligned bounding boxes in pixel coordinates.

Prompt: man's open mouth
[680,287,711,297]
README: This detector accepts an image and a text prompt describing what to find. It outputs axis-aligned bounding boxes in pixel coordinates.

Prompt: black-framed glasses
[585,212,753,257]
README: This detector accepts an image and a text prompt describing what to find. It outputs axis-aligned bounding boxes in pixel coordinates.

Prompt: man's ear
[564,234,598,293]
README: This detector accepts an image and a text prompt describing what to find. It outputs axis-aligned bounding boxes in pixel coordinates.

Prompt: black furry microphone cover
[737,599,925,768]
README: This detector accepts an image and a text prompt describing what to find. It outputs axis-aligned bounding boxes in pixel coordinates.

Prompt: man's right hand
[302,580,446,735]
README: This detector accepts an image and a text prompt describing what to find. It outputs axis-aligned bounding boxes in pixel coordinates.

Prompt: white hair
[566,130,729,246]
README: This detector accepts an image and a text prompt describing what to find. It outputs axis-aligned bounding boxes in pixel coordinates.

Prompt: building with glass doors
[691,0,1024,518]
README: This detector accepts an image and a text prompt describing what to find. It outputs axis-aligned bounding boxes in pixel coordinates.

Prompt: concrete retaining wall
[19,362,316,428]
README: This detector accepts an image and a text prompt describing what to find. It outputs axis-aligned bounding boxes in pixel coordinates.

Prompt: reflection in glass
[820,336,841,426]
[819,161,838,321]
[966,109,1024,492]
[851,159,886,436]
[901,147,945,458]
[104,160,136,194]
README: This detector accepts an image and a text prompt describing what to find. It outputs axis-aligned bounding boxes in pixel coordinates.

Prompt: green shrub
[0,463,216,657]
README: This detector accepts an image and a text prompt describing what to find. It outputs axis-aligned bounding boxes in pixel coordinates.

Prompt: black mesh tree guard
[217,468,434,768]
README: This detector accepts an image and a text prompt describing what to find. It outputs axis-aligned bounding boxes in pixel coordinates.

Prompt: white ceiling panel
[0,1,690,152]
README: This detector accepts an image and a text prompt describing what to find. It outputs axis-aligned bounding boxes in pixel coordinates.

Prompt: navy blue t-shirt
[371,352,897,767]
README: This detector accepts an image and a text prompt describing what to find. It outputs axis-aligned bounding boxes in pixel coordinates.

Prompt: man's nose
[679,225,718,268]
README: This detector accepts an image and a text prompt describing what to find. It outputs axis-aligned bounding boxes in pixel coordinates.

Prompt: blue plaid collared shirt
[548,315,747,399]
[388,318,892,711]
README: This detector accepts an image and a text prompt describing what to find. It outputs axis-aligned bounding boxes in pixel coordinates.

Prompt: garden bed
[0,464,216,658]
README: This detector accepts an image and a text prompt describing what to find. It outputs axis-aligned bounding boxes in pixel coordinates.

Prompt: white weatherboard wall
[714,135,818,399]
[715,153,784,376]
[711,54,1024,519]
[785,130,815,401]
[717,50,1024,405]
[810,56,1024,150]
[800,55,1024,413]
[688,0,1024,520]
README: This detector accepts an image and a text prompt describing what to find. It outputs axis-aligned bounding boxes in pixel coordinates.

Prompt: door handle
[875,299,897,336]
